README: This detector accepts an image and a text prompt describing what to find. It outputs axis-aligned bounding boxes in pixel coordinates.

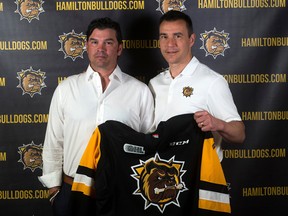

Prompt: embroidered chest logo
[131,153,187,213]
[182,86,193,97]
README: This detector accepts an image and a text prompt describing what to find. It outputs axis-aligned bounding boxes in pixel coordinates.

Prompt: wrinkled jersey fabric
[71,114,231,216]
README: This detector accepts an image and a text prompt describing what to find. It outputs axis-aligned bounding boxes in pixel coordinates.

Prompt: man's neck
[169,56,193,78]
[90,64,116,92]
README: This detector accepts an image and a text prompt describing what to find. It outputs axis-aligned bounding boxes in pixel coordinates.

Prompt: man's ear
[190,33,196,47]
[117,43,123,56]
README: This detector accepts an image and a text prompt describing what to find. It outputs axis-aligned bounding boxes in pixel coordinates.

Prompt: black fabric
[71,114,229,216]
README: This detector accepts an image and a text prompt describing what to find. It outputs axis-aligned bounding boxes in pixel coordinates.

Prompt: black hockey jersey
[71,114,231,216]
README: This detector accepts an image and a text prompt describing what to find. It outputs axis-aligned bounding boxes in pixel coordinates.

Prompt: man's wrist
[49,189,60,203]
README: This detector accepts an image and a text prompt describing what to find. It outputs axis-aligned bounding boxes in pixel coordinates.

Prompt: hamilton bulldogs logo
[58,30,87,61]
[200,28,230,59]
[16,67,46,97]
[131,154,187,212]
[18,141,43,172]
[14,0,45,23]
[182,86,193,97]
[156,0,186,14]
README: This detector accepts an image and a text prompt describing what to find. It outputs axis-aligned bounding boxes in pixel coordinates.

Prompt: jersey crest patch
[131,153,188,212]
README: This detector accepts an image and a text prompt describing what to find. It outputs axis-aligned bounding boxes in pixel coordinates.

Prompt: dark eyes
[159,35,183,40]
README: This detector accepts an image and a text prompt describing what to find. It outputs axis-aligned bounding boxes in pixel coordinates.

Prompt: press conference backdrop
[0,0,287,215]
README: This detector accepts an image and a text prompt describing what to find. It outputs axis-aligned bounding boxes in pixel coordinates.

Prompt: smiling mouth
[166,49,178,54]
[166,51,177,55]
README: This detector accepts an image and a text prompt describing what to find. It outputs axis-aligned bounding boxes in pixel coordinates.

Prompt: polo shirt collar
[179,56,199,77]
[164,56,199,79]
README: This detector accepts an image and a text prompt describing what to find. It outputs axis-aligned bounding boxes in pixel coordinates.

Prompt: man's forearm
[218,121,245,144]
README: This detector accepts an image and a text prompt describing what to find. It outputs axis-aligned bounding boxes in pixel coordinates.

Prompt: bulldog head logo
[18,141,43,172]
[16,66,46,97]
[182,86,193,97]
[200,28,230,59]
[131,154,187,212]
[15,0,44,22]
[156,0,186,14]
[58,30,87,61]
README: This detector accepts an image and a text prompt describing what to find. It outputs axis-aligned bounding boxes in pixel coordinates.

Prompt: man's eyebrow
[104,38,115,41]
[88,38,115,41]
[159,32,183,35]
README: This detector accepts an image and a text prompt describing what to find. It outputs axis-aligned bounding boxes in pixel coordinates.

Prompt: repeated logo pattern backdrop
[0,0,287,215]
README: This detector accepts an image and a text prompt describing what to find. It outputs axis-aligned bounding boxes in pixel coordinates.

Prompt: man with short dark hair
[149,10,245,151]
[39,17,154,216]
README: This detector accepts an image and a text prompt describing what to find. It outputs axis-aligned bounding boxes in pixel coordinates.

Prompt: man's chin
[164,56,177,64]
